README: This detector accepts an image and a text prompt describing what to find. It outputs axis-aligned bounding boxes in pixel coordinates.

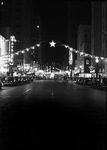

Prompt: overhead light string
[1,40,106,62]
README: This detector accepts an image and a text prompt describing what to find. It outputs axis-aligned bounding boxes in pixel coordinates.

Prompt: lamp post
[79,65,82,74]
[95,57,99,78]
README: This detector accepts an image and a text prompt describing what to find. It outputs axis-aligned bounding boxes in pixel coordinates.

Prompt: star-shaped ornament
[49,40,56,47]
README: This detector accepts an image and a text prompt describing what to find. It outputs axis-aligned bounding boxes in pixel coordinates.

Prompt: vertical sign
[69,50,73,65]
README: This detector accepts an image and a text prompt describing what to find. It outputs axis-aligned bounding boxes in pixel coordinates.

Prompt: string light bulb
[26,48,29,51]
[21,50,24,53]
[37,44,40,47]
[31,46,35,49]
[101,57,104,60]
[1,39,107,63]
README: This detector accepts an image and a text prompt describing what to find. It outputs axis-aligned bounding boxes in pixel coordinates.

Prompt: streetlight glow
[37,44,40,47]
[37,25,39,28]
[95,57,99,63]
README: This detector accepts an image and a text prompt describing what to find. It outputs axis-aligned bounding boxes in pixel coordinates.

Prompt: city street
[0,79,106,149]
[0,1,107,150]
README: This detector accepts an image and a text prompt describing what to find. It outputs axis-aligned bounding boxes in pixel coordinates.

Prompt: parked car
[75,78,80,84]
[90,78,105,89]
[3,76,14,86]
[12,77,22,85]
[91,78,99,88]
[84,78,92,85]
[76,78,84,84]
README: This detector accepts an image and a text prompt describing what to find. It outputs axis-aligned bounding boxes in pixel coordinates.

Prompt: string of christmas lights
[1,40,107,63]
[61,43,107,62]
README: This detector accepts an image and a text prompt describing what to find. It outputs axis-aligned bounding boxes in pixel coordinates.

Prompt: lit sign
[86,59,89,65]
[69,50,73,65]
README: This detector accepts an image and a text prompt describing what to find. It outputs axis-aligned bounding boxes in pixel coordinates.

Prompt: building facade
[0,0,43,73]
[0,35,9,75]
[31,15,43,67]
[91,1,107,77]
[75,24,91,77]
[1,0,33,65]
[102,1,107,77]
[66,1,73,70]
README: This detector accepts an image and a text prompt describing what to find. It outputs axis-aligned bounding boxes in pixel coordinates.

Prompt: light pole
[95,57,99,78]
[79,65,82,75]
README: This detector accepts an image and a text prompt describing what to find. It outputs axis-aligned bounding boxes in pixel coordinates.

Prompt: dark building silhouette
[66,1,76,70]
[75,24,91,77]
[31,15,43,66]
[0,0,43,68]
[91,1,107,77]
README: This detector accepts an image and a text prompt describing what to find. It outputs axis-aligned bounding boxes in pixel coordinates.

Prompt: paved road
[0,79,106,149]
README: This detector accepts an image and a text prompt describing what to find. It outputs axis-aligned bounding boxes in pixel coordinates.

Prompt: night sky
[33,1,92,65]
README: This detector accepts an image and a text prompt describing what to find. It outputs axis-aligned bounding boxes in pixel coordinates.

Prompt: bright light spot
[69,50,73,65]
[80,52,84,55]
[11,54,14,58]
[35,68,37,71]
[79,65,82,69]
[37,44,40,47]
[11,42,14,45]
[10,35,15,41]
[105,58,107,63]
[101,57,104,60]
[21,50,24,53]
[95,57,99,63]
[37,25,39,28]
[50,73,54,78]
[26,48,29,51]
[14,39,17,42]
[85,53,88,56]
[49,40,56,47]
[16,52,19,55]
[65,45,68,48]
[11,49,13,52]
[13,72,18,77]
[31,46,35,49]
[69,48,73,51]
[1,2,3,5]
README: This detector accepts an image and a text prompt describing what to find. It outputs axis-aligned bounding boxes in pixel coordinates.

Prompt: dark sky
[32,1,91,65]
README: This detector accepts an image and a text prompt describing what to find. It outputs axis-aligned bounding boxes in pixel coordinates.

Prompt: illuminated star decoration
[49,40,56,47]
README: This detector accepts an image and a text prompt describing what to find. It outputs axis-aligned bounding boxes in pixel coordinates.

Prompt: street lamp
[79,65,82,77]
[79,65,82,72]
[95,57,99,78]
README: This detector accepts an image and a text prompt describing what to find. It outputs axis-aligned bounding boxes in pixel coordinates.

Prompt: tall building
[102,1,107,77]
[75,24,91,77]
[0,0,44,72]
[63,53,68,71]
[91,1,107,77]
[31,15,43,66]
[1,0,33,66]
[0,35,9,75]
[66,1,73,69]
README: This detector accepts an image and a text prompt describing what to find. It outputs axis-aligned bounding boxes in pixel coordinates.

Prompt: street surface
[0,79,106,149]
